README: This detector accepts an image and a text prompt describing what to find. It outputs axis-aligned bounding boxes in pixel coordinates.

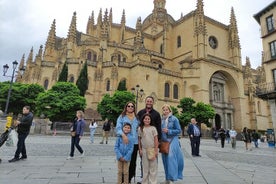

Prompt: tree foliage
[0,82,44,115]
[97,90,135,124]
[35,82,86,121]
[177,97,215,127]
[76,61,88,96]
[117,80,127,91]
[58,62,68,82]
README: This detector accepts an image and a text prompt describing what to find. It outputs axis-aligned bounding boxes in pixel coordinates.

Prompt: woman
[116,102,139,183]
[242,127,252,151]
[67,110,86,160]
[89,119,98,143]
[161,104,184,184]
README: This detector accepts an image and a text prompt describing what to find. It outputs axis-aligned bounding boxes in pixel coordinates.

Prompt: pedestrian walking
[89,119,97,143]
[219,127,226,148]
[161,104,184,184]
[116,102,140,183]
[9,106,33,163]
[252,129,259,148]
[138,114,158,184]
[67,110,85,160]
[100,119,111,144]
[229,128,237,149]
[242,127,252,151]
[114,123,134,184]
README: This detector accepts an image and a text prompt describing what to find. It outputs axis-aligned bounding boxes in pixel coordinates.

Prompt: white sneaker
[168,181,174,184]
[161,181,169,184]
[67,156,74,160]
[80,151,85,157]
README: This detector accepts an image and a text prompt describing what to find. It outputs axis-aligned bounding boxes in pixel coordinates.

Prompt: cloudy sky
[0,0,273,80]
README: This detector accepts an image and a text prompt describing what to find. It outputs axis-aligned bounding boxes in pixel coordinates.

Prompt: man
[187,118,201,157]
[137,96,161,184]
[252,129,259,148]
[229,127,237,149]
[9,106,33,162]
[137,96,161,140]
[100,119,111,144]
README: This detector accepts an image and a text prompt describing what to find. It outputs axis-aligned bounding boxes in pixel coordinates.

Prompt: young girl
[138,113,158,184]
[114,123,134,184]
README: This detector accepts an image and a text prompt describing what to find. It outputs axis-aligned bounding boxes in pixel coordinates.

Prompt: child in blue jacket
[114,123,134,184]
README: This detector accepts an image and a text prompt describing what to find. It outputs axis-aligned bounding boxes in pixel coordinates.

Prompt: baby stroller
[0,127,13,147]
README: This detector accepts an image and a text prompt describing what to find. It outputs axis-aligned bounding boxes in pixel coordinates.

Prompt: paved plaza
[0,134,275,184]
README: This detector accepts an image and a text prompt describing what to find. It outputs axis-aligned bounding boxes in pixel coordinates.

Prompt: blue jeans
[90,128,96,143]
[70,135,83,157]
[15,132,29,158]
[253,140,258,148]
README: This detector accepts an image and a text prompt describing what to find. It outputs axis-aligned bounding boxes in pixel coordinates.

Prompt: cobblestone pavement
[0,135,275,184]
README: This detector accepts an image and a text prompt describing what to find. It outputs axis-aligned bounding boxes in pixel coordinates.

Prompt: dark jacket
[103,121,111,131]
[17,112,33,134]
[137,108,161,140]
[187,123,201,137]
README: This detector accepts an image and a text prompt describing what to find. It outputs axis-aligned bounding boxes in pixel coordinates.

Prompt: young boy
[114,123,134,184]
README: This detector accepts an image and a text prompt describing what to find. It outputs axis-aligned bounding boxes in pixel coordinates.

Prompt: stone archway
[215,114,221,130]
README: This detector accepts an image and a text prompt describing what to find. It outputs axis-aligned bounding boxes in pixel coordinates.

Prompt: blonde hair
[161,104,172,113]
[77,110,85,118]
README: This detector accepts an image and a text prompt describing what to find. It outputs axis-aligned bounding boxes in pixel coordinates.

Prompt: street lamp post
[2,60,25,116]
[131,84,144,113]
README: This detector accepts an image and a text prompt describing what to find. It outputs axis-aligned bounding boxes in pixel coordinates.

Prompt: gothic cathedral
[18,0,272,132]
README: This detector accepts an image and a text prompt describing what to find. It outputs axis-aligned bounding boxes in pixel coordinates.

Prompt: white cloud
[0,0,273,80]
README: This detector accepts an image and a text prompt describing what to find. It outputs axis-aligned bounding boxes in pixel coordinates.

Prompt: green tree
[117,79,127,91]
[177,97,215,128]
[76,61,88,96]
[58,62,68,82]
[194,102,215,127]
[35,82,86,121]
[97,90,135,124]
[0,82,44,115]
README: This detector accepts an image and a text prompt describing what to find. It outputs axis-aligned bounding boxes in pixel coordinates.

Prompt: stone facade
[17,0,272,132]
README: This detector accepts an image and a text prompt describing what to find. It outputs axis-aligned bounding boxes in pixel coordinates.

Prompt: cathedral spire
[27,47,34,64]
[44,19,56,58]
[193,0,207,59]
[67,12,77,43]
[86,11,94,35]
[109,8,113,24]
[121,9,126,25]
[229,7,241,68]
[120,9,126,42]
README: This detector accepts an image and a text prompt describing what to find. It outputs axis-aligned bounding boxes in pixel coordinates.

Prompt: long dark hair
[121,101,137,117]
[140,113,153,132]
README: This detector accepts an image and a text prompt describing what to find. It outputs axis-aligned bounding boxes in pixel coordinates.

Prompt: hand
[122,134,129,144]
[139,149,143,157]
[79,136,82,139]
[162,128,168,133]
[14,120,20,126]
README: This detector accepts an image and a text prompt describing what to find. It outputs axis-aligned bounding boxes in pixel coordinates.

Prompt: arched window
[160,44,163,54]
[69,76,74,83]
[164,83,170,98]
[93,54,97,62]
[177,36,181,48]
[87,52,92,60]
[44,79,49,90]
[173,84,178,99]
[106,80,111,91]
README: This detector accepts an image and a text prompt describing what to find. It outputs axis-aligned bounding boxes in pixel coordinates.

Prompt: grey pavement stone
[0,135,275,184]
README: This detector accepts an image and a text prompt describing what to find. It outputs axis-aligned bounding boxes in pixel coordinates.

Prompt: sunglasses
[127,105,134,108]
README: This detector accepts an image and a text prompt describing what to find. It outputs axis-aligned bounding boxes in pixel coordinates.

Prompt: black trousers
[190,136,200,156]
[128,144,138,183]
[70,135,83,157]
[15,132,29,158]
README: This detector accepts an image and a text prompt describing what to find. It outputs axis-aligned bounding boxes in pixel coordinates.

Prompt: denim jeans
[15,132,29,158]
[90,128,96,143]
